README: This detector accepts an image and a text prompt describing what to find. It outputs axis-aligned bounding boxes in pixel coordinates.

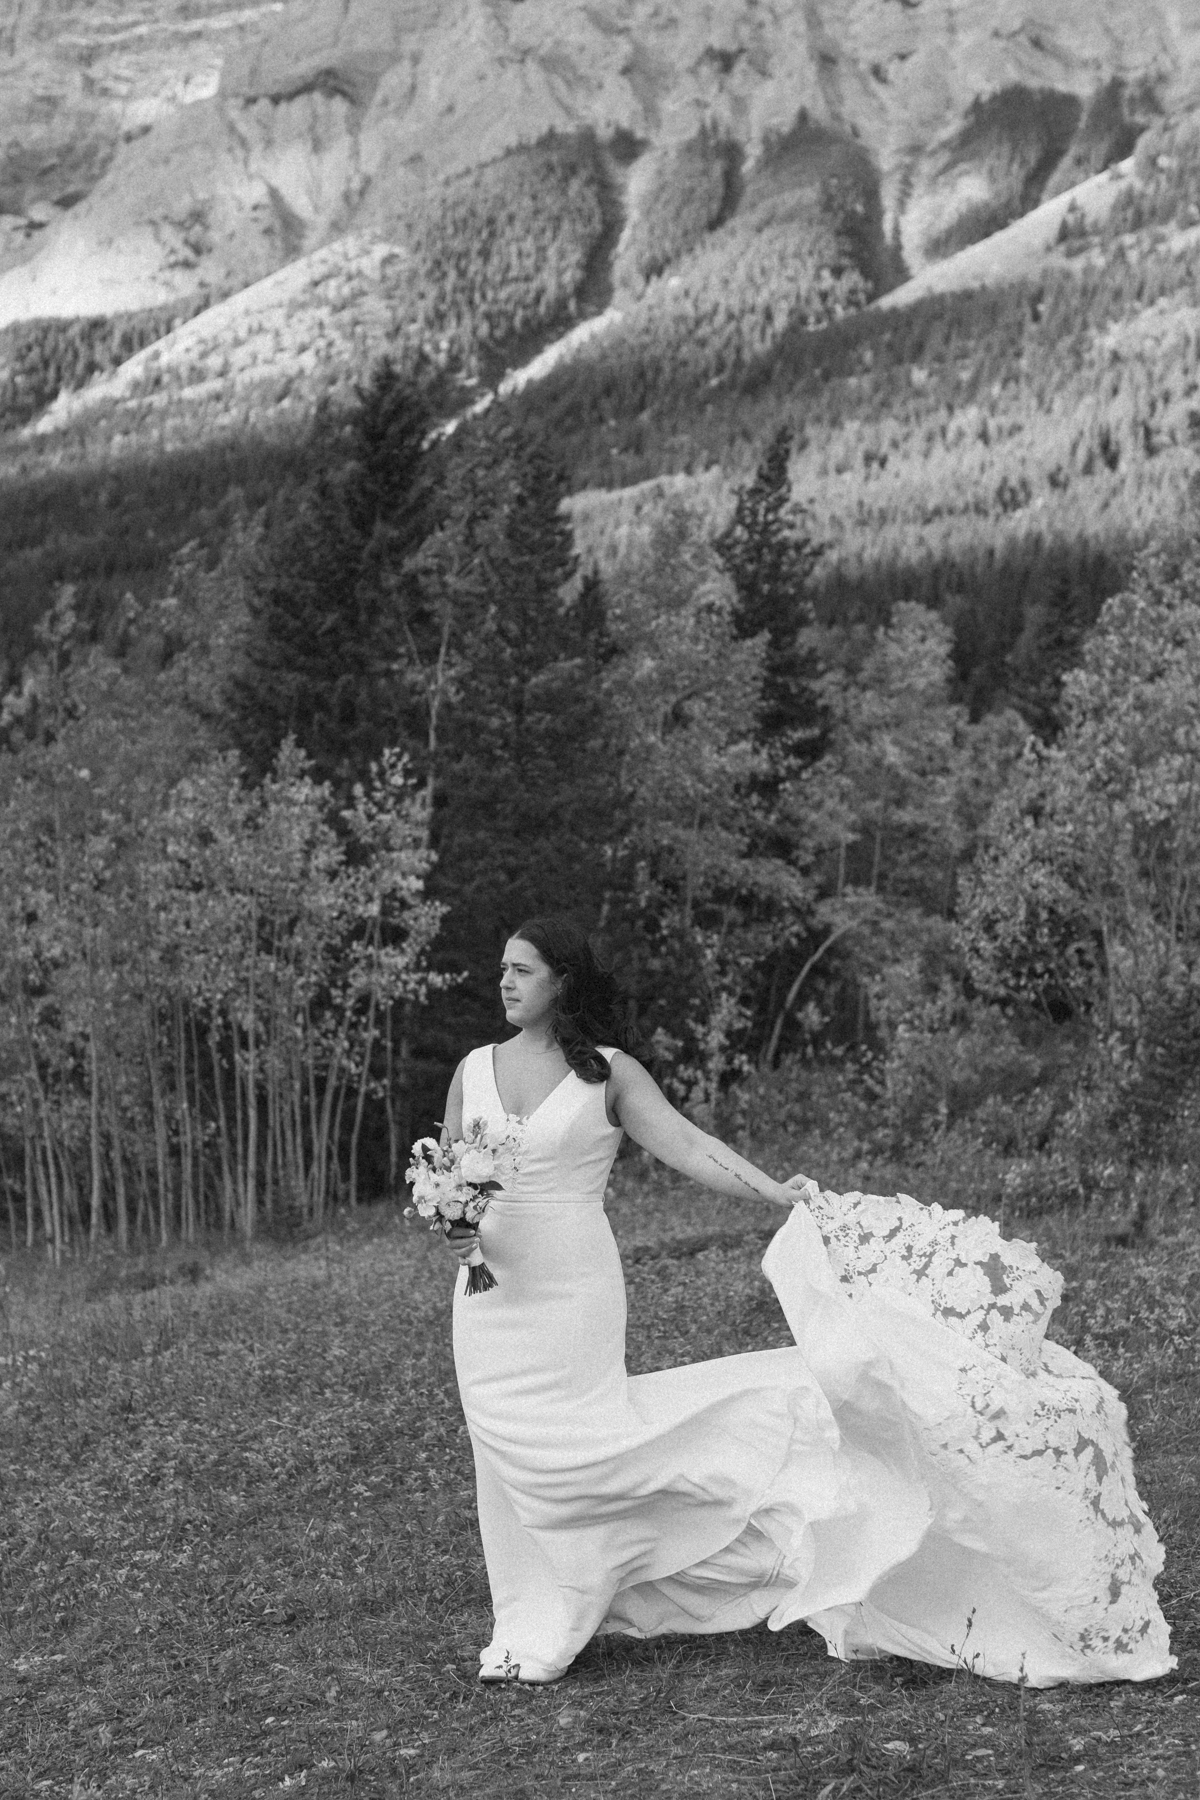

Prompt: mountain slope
[4,7,1200,723]
[12,124,1173,467]
[2,0,1199,330]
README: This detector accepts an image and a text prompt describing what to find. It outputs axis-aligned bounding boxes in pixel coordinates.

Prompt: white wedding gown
[451,1045,1174,1686]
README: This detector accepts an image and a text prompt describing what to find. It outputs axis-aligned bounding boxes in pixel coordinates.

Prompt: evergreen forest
[4,114,1200,1256]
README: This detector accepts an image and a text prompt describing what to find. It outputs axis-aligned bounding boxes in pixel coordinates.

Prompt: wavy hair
[510,916,640,1083]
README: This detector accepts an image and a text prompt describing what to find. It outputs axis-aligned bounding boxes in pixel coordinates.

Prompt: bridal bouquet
[405,1117,525,1295]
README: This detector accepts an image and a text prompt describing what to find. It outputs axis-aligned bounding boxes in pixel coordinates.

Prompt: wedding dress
[451,1045,1174,1686]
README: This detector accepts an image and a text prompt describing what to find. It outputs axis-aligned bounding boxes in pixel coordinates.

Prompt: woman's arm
[441,1059,466,1146]
[437,1061,476,1265]
[607,1053,806,1210]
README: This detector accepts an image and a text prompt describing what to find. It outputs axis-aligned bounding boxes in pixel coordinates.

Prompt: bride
[439,916,1174,1688]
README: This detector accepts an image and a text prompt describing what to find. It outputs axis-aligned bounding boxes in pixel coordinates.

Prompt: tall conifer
[422,420,618,1076]
[714,425,824,751]
[713,428,828,1061]
[226,363,435,792]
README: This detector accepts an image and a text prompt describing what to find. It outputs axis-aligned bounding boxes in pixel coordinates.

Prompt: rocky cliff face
[0,1,286,279]
[1,0,1198,329]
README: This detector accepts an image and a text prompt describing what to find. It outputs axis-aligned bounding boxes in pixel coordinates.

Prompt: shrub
[875,984,1043,1145]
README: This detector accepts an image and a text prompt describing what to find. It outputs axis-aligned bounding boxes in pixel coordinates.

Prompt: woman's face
[500,938,559,1031]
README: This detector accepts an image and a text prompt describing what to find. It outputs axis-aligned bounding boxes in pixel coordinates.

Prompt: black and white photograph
[0,2,1197,1794]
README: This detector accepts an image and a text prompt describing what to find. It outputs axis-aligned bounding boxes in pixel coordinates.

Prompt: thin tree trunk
[144,1008,171,1247]
[21,1056,56,1258]
[88,1025,105,1250]
[385,1004,400,1192]
[316,972,365,1219]
[35,1080,64,1265]
[209,1025,236,1240]
[34,1131,56,1263]
[23,1123,36,1251]
[62,1142,84,1252]
[289,1027,305,1218]
[265,1026,278,1226]
[331,1066,351,1210]
[231,1016,246,1231]
[348,981,379,1210]
[0,1134,17,1253]
[106,1072,129,1254]
[134,1124,150,1246]
[174,995,194,1244]
[312,1030,350,1224]
[303,995,323,1221]
[244,900,260,1244]
[762,920,866,1068]
[189,1008,206,1234]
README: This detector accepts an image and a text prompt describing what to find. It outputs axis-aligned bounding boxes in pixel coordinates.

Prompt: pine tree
[347,357,435,548]
[1004,550,1108,740]
[712,430,831,1063]
[226,364,436,792]
[714,425,824,751]
[419,420,619,1085]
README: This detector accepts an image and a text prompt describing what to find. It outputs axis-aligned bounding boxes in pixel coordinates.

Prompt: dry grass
[1,1170,1197,1799]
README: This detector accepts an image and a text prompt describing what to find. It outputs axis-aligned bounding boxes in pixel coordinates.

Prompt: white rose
[459,1148,494,1185]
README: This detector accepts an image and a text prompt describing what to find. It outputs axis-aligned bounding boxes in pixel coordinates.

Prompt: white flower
[460,1147,495,1184]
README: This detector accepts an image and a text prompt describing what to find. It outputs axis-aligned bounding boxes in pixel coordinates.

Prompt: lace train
[767,1192,1173,1683]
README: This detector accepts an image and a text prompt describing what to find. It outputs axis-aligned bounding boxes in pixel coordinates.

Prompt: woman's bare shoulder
[445,1055,473,1100]
[603,1048,657,1095]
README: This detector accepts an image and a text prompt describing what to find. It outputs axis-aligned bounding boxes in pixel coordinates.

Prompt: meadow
[2,1157,1197,1799]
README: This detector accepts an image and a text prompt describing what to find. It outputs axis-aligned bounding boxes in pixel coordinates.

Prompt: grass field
[1,1167,1197,1799]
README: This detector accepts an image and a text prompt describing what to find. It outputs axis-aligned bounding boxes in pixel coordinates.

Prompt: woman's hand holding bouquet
[406,1117,525,1294]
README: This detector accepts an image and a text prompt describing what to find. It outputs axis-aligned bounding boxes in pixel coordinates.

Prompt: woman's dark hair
[510,916,640,1083]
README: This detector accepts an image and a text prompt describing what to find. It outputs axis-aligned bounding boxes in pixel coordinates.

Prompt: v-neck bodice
[462,1043,623,1202]
[489,1045,573,1125]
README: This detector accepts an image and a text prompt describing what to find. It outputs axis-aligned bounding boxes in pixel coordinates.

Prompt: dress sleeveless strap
[461,1044,496,1126]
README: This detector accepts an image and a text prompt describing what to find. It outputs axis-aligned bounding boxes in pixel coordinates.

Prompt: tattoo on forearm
[704,1149,761,1195]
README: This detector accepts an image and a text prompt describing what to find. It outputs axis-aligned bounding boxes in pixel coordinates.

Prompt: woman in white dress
[440,917,1174,1688]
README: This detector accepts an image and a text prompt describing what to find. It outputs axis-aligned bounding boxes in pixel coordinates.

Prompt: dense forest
[2,114,1200,1254]
[0,295,215,433]
[2,355,1198,1256]
[5,115,1200,703]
